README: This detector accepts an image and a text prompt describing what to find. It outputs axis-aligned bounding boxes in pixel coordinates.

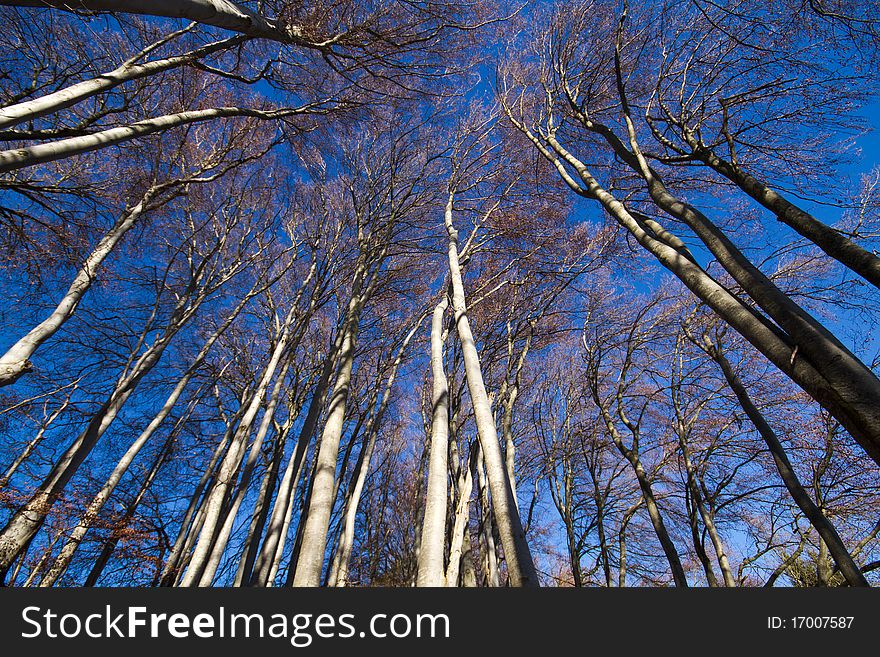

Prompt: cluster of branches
[0,0,878,587]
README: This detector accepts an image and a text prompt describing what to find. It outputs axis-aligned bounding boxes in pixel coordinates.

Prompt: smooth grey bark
[0,103,322,174]
[0,1,307,44]
[249,351,335,586]
[37,284,258,586]
[498,324,532,513]
[686,142,880,289]
[196,355,293,585]
[81,429,175,586]
[158,398,240,586]
[580,62,880,465]
[0,31,244,130]
[416,298,451,586]
[474,443,499,587]
[0,254,219,577]
[509,112,880,467]
[330,316,423,586]
[233,416,290,587]
[443,194,539,587]
[0,189,153,387]
[444,443,475,587]
[161,385,254,586]
[179,298,302,586]
[0,158,239,389]
[291,272,366,586]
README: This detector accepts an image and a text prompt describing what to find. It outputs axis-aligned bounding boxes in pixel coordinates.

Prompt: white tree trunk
[443,194,539,587]
[179,303,298,586]
[0,191,152,387]
[197,356,292,585]
[0,33,242,130]
[330,316,423,586]
[416,298,450,586]
[291,275,365,586]
[248,351,336,586]
[0,104,316,174]
[444,444,474,587]
[0,1,305,43]
[37,288,256,585]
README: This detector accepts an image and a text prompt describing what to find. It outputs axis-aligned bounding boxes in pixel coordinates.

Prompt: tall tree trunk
[0,273,211,577]
[233,417,290,586]
[597,408,688,587]
[699,336,869,587]
[291,272,366,586]
[249,351,335,586]
[197,356,293,585]
[0,104,317,174]
[693,146,880,289]
[179,302,299,586]
[475,444,500,587]
[511,117,880,465]
[37,288,255,586]
[158,402,240,587]
[417,298,451,586]
[443,194,539,587]
[0,1,307,44]
[0,189,154,387]
[0,31,244,130]
[0,392,74,489]
[444,443,475,587]
[330,316,423,586]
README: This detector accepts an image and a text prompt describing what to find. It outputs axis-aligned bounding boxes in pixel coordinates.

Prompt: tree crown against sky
[0,0,878,588]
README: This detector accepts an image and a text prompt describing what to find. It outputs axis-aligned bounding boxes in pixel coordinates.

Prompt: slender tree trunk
[233,418,290,587]
[459,527,478,587]
[0,275,210,576]
[475,444,500,587]
[694,147,880,289]
[676,427,733,586]
[702,338,869,587]
[331,317,423,586]
[159,408,238,586]
[684,482,719,587]
[593,489,612,587]
[417,298,451,586]
[292,273,366,586]
[588,113,880,462]
[0,190,153,387]
[249,352,335,586]
[444,444,474,587]
[38,289,255,585]
[0,32,244,130]
[197,355,293,585]
[617,502,640,587]
[499,327,531,512]
[0,104,316,174]
[180,303,299,586]
[82,433,173,586]
[513,118,880,465]
[443,194,539,587]
[0,394,73,488]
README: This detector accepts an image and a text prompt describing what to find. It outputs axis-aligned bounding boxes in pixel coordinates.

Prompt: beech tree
[1,0,878,588]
